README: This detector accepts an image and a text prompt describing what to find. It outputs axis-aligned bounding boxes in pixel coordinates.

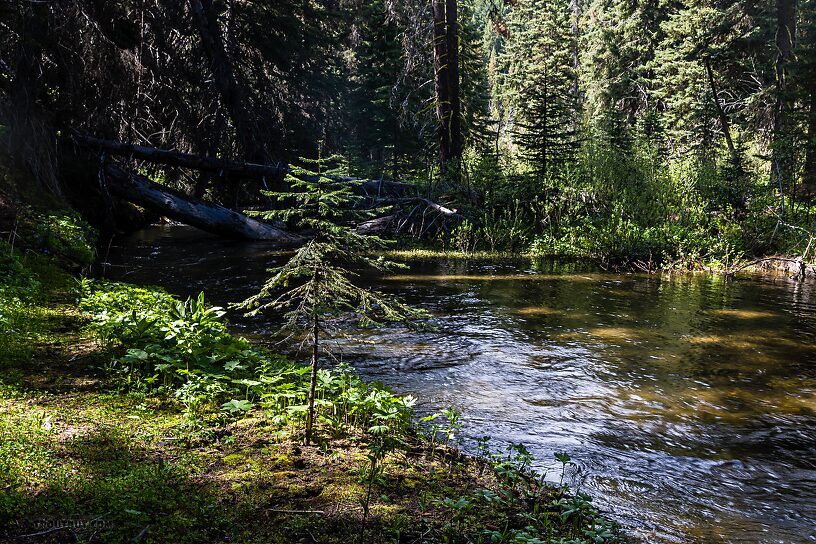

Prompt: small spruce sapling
[234,168,427,446]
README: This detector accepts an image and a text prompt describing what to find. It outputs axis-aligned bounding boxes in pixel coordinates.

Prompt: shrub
[80,280,415,437]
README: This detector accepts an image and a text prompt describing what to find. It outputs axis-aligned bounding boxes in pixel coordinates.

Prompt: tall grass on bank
[445,144,816,270]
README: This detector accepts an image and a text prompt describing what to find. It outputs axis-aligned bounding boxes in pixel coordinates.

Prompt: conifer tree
[655,0,761,159]
[459,0,493,154]
[791,0,816,193]
[349,0,407,179]
[503,0,579,177]
[235,170,426,446]
[580,0,665,136]
[769,0,797,192]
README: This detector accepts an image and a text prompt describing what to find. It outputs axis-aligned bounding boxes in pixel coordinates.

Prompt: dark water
[104,226,816,544]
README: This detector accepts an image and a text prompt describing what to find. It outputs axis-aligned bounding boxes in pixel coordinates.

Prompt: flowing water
[104,225,816,543]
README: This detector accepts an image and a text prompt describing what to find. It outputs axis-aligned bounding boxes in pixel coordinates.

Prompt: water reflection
[105,226,816,544]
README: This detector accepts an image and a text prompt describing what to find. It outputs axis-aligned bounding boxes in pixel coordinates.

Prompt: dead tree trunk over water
[103,164,304,244]
[73,134,457,239]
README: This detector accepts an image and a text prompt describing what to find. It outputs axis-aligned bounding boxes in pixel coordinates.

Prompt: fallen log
[103,164,305,245]
[73,133,288,179]
[71,133,416,198]
[356,215,396,235]
[72,134,463,240]
[725,256,812,280]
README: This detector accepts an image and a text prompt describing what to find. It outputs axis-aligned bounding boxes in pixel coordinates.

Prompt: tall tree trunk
[770,0,797,190]
[392,122,400,181]
[192,106,224,199]
[433,0,451,167]
[446,0,463,161]
[704,58,737,160]
[8,2,63,198]
[432,0,462,175]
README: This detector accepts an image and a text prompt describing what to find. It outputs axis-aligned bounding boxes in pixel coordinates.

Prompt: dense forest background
[1,0,815,267]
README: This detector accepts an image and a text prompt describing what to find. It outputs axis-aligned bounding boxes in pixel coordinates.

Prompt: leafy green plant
[80,280,418,447]
[555,452,572,487]
[221,399,253,416]
[480,200,533,253]
[357,433,397,543]
[412,439,622,544]
[421,407,463,462]
[15,208,97,267]
[445,218,478,253]
[0,242,60,364]
[434,495,473,542]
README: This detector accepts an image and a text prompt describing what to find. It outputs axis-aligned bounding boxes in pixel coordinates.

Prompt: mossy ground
[1,374,500,543]
[378,247,815,280]
[378,248,522,261]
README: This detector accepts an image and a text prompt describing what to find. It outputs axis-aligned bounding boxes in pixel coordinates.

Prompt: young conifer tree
[235,165,427,446]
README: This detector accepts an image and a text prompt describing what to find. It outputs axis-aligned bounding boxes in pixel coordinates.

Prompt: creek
[104,225,816,543]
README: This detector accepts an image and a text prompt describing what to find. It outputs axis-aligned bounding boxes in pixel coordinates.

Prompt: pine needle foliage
[503,0,579,177]
[235,171,427,445]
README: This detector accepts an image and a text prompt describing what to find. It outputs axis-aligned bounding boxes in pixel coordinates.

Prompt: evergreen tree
[791,0,816,193]
[349,0,408,179]
[580,0,666,137]
[235,170,426,446]
[459,0,493,154]
[769,0,798,192]
[654,0,769,158]
[503,0,579,177]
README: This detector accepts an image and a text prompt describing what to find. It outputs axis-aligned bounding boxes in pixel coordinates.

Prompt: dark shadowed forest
[2,0,816,267]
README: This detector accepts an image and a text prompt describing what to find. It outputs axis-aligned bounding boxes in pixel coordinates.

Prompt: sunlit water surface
[105,226,816,543]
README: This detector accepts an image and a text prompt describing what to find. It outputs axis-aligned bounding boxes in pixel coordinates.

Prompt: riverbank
[380,247,816,280]
[0,248,621,544]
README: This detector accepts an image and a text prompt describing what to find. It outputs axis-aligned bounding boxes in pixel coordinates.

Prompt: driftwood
[103,164,304,244]
[725,256,812,280]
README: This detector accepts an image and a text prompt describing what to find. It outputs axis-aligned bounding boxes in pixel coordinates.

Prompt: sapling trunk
[359,453,377,544]
[304,311,319,446]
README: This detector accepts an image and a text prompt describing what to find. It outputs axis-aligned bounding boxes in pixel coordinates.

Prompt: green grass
[0,392,217,542]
